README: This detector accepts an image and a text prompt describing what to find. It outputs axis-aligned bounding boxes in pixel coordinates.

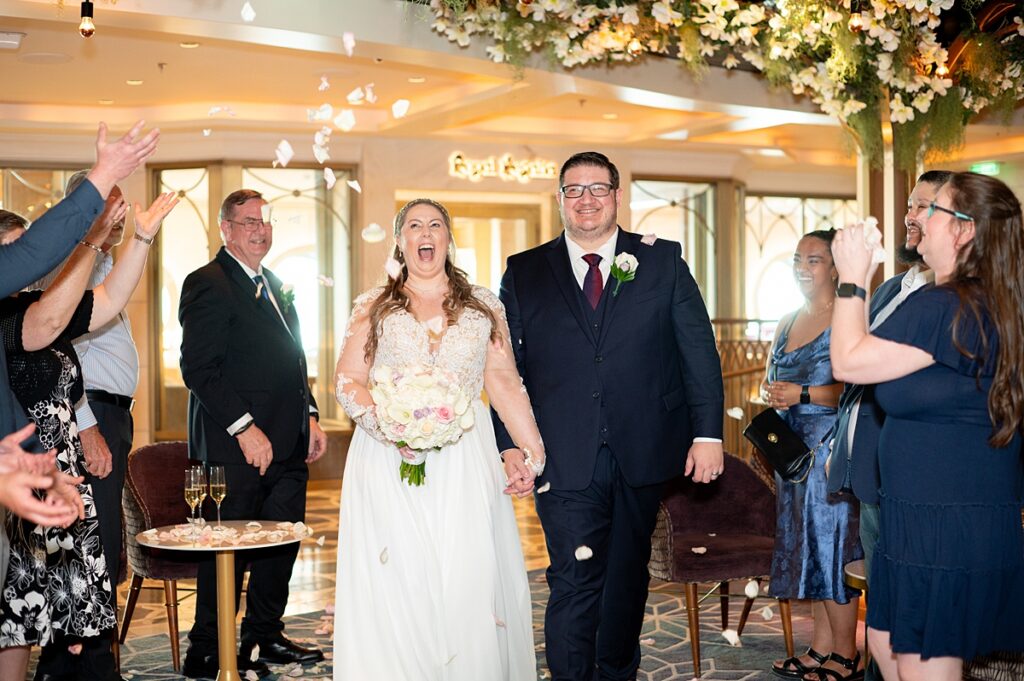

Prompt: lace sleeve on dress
[476,286,545,464]
[334,287,389,444]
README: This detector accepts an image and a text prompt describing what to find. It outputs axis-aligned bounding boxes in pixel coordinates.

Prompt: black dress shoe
[242,636,324,665]
[183,651,271,679]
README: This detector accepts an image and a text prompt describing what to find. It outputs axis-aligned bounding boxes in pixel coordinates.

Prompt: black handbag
[742,407,815,483]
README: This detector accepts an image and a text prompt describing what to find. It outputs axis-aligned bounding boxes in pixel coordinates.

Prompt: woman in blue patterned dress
[831,173,1024,681]
[764,229,864,681]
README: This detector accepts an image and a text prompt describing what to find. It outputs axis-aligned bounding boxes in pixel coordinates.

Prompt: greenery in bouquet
[425,0,1024,171]
[369,365,475,486]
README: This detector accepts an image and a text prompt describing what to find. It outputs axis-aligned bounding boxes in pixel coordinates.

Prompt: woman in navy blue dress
[765,229,864,681]
[831,173,1024,681]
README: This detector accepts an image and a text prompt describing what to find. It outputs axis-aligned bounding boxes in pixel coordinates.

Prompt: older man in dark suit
[493,151,724,681]
[179,189,327,680]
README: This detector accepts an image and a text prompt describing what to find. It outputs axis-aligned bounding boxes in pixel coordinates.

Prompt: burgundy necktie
[582,253,603,309]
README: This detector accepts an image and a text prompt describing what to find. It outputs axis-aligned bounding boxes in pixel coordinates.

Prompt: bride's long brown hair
[363,198,499,363]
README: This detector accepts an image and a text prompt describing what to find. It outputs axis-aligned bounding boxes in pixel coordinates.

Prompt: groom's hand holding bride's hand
[501,448,536,498]
[237,425,273,475]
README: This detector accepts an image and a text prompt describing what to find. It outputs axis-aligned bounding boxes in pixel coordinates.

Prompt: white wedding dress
[333,285,538,681]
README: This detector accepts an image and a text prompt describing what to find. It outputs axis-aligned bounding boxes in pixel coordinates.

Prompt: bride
[332,198,544,680]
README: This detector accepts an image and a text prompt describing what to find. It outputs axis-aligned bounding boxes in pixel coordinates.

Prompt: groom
[493,151,725,680]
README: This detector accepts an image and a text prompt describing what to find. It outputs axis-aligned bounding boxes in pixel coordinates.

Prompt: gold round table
[135,520,311,681]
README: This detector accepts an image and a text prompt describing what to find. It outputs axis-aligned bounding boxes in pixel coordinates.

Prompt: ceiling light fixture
[0,31,26,50]
[602,113,619,120]
[125,79,143,86]
[408,76,426,84]
[79,1,96,38]
[97,99,114,105]
[179,41,200,49]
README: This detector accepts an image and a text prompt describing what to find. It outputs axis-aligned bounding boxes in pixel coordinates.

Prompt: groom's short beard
[896,243,924,265]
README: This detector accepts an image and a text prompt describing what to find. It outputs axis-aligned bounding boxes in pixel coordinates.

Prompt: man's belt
[85,389,135,412]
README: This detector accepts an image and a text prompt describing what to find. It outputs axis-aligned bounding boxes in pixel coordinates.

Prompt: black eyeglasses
[225,218,274,231]
[560,183,615,199]
[927,201,973,222]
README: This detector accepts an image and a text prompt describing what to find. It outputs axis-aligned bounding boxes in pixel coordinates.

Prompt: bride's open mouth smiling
[417,244,436,262]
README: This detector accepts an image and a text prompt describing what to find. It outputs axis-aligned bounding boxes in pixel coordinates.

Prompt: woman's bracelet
[133,232,154,245]
[78,240,103,254]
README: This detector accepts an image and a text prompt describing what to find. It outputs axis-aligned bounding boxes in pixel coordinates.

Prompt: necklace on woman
[404,280,448,295]
[803,299,835,317]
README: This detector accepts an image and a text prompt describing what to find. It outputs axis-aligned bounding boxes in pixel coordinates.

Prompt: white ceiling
[0,0,1021,172]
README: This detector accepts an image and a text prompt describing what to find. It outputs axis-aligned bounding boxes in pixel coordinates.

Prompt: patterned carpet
[104,574,818,680]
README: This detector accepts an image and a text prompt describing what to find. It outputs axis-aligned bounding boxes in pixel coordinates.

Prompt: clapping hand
[831,223,877,287]
[87,120,161,198]
[133,191,178,241]
[83,193,127,247]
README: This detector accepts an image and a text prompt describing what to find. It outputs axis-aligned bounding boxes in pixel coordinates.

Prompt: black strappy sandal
[803,651,864,681]
[772,647,829,679]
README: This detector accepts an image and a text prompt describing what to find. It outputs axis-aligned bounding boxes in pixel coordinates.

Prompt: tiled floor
[116,481,549,641]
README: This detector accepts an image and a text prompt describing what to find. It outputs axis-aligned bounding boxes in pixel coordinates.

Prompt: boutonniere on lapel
[610,252,639,296]
[279,283,296,313]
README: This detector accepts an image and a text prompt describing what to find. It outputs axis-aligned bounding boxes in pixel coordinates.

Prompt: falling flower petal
[363,223,387,244]
[342,32,356,57]
[383,256,402,279]
[726,407,745,420]
[249,644,260,662]
[391,99,410,118]
[240,2,256,23]
[68,643,83,655]
[744,580,760,599]
[707,532,717,537]
[202,128,212,137]
[574,545,593,561]
[245,671,259,681]
[425,316,445,335]
[307,103,333,122]
[494,615,506,628]
[208,105,236,117]
[334,109,356,132]
[721,628,741,646]
[314,130,330,147]
[347,87,365,105]
[364,82,378,103]
[275,139,294,167]
[313,144,330,165]
[316,535,326,546]
[640,637,655,645]
[347,179,362,193]
[317,275,335,287]
[379,547,388,564]
[691,546,707,554]
[537,481,551,494]
[760,605,774,620]
[318,75,330,92]
[324,168,337,189]
[641,233,657,245]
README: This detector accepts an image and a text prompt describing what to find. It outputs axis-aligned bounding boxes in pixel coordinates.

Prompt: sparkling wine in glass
[192,465,208,525]
[184,468,201,526]
[209,466,226,529]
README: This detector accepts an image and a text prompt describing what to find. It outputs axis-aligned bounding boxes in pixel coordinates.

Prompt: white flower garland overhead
[428,0,1024,169]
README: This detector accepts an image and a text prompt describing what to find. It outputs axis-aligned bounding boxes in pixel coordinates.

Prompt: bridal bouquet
[369,364,475,486]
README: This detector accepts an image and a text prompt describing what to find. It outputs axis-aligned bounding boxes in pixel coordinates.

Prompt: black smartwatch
[836,282,867,300]
[800,385,811,405]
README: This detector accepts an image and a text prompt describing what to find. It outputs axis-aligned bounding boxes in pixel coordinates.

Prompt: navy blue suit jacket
[0,181,104,441]
[179,248,317,465]
[826,272,907,502]
[491,229,724,491]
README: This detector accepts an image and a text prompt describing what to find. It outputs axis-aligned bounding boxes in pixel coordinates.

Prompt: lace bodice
[334,284,543,460]
[371,287,495,397]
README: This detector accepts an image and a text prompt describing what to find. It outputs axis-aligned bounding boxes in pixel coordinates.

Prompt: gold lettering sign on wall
[448,152,558,183]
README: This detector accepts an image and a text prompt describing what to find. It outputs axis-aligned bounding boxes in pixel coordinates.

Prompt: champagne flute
[184,468,201,527]
[209,466,227,529]
[192,465,208,527]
